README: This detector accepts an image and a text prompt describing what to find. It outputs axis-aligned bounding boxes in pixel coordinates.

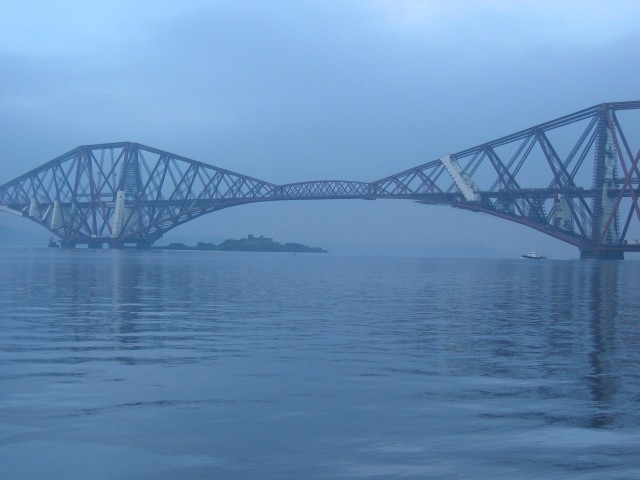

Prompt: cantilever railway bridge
[1,101,639,259]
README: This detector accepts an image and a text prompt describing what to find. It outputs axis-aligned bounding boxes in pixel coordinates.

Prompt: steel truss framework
[1,101,639,258]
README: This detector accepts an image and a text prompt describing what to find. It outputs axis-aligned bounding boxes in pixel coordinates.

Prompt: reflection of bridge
[1,101,639,258]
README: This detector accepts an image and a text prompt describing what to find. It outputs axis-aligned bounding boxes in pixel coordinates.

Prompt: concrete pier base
[580,249,624,260]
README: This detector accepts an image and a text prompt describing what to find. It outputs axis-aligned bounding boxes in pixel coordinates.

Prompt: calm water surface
[1,248,639,479]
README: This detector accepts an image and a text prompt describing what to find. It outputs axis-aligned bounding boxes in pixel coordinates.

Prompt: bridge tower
[109,144,147,249]
[581,106,623,259]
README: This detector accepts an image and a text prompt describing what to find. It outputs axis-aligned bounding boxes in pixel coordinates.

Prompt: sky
[1,0,639,258]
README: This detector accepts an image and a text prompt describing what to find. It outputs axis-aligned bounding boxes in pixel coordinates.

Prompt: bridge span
[1,101,639,259]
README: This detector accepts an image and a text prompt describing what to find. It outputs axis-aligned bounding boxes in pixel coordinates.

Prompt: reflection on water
[587,262,618,427]
[1,249,639,479]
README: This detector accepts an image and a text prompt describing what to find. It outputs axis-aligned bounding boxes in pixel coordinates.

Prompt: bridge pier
[88,242,103,249]
[106,240,156,249]
[579,249,624,260]
[60,241,76,249]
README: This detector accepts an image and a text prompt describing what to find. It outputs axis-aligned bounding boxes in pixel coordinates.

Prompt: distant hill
[158,234,328,253]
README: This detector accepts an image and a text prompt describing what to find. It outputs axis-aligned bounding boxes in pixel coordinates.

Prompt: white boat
[522,251,546,259]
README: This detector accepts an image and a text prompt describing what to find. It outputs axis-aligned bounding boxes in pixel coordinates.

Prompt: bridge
[1,101,639,259]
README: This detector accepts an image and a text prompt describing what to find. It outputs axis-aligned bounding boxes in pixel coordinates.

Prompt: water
[1,249,639,479]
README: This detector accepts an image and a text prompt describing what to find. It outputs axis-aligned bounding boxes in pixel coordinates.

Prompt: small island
[156,234,328,253]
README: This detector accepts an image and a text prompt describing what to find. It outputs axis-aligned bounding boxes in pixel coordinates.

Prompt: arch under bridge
[1,101,639,259]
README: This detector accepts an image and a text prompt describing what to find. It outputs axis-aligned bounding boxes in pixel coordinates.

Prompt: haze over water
[1,248,639,479]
